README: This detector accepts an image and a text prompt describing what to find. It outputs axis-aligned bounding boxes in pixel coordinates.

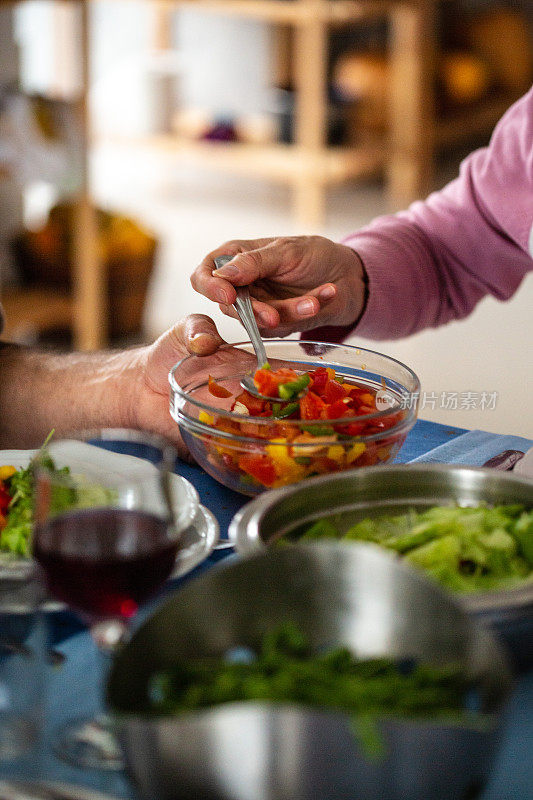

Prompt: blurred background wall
[1,0,532,436]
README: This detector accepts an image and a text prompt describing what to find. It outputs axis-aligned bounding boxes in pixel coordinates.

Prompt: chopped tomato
[323,379,348,403]
[254,367,299,398]
[299,391,328,420]
[208,375,233,398]
[0,483,11,515]
[240,421,277,439]
[220,453,241,474]
[338,422,366,436]
[233,390,266,416]
[310,456,341,475]
[238,454,277,487]
[326,400,350,420]
[309,367,329,395]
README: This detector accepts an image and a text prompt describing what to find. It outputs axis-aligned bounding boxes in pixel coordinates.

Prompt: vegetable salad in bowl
[170,340,420,495]
[300,503,533,594]
[0,440,115,563]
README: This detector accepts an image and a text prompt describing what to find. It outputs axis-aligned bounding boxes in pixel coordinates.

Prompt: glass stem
[90,619,128,653]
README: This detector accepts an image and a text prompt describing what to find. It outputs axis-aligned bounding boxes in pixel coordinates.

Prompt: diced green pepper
[272,402,299,419]
[299,424,336,437]
[278,373,311,400]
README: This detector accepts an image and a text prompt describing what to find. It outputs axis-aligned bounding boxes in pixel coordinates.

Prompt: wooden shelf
[126,0,440,224]
[95,0,394,26]
[97,0,518,221]
[0,287,73,341]
[2,1,106,352]
[4,0,516,346]
[101,135,385,183]
[99,0,516,223]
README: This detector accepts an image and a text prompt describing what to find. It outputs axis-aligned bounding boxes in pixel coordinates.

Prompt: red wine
[34,508,178,622]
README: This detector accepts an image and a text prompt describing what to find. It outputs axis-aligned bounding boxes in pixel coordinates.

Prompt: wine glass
[32,429,186,770]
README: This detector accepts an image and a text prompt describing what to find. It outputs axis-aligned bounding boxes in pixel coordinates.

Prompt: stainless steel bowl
[108,544,511,800]
[229,464,533,670]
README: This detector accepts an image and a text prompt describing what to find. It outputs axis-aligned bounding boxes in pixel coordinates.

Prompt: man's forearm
[0,342,143,448]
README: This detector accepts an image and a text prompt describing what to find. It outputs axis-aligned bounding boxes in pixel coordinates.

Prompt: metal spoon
[214,255,288,402]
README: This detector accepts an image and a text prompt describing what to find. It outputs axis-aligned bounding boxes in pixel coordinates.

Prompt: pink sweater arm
[339,87,533,341]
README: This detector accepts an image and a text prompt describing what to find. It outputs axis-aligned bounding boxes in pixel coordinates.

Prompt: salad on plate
[0,436,115,561]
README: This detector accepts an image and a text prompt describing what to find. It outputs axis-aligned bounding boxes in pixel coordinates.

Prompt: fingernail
[189,332,217,354]
[296,299,316,316]
[258,311,271,326]
[216,288,230,304]
[213,264,239,279]
[319,285,336,300]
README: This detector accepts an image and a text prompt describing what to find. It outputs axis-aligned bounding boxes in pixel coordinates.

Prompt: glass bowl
[169,340,420,496]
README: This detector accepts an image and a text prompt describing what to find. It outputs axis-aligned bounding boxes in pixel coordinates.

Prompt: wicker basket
[12,204,157,338]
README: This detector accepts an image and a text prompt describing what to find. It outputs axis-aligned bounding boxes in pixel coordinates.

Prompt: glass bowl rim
[169,339,420,445]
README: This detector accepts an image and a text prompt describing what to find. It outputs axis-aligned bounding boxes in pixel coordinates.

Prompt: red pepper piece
[326,400,350,419]
[208,375,233,398]
[0,483,11,515]
[324,379,348,403]
[299,391,328,420]
[238,454,277,487]
[309,367,329,395]
[254,367,298,397]
[234,390,266,415]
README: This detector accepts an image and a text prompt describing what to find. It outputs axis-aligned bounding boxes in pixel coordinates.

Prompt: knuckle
[235,250,263,277]
[221,240,242,253]
[279,237,300,261]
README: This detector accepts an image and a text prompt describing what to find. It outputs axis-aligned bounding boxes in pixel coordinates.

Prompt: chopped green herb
[148,622,477,759]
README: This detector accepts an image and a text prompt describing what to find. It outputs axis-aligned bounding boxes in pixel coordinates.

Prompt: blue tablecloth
[3,419,532,797]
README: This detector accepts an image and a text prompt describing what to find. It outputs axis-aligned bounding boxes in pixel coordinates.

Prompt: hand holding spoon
[214,255,307,403]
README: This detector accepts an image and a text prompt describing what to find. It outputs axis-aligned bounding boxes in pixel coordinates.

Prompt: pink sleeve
[336,87,533,341]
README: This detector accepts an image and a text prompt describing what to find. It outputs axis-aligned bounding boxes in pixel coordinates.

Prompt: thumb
[147,315,225,390]
[179,314,226,355]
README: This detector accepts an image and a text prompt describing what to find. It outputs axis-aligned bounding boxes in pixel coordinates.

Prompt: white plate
[0,445,218,592]
[172,503,219,578]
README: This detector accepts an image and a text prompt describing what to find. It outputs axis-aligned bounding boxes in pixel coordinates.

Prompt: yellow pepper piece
[326,367,336,380]
[359,392,375,406]
[346,442,366,464]
[327,445,345,463]
[266,438,306,484]
[377,445,391,462]
[199,411,214,426]
[0,466,16,481]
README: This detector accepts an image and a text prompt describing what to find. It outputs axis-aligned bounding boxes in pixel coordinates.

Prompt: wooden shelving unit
[1,0,105,351]
[1,1,520,347]
[110,0,518,226]
[138,0,439,226]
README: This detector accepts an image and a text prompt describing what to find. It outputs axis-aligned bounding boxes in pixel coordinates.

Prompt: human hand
[191,236,367,336]
[131,314,225,459]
